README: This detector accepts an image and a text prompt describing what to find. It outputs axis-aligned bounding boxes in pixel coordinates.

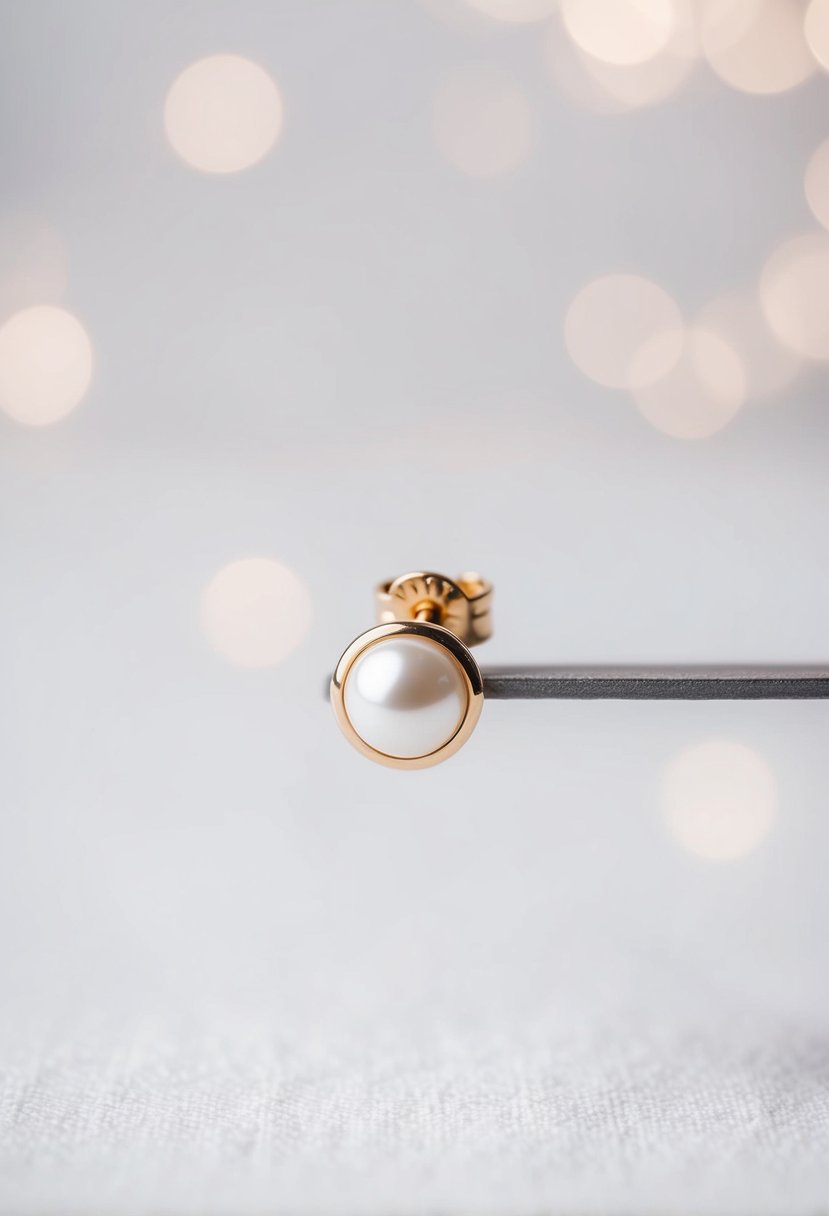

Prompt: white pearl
[344,636,467,759]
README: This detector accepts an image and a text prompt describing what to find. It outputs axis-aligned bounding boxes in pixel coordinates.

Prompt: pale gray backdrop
[1,1,828,1213]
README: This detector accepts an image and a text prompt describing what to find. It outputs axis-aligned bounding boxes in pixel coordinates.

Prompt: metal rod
[326,666,829,701]
[480,666,829,700]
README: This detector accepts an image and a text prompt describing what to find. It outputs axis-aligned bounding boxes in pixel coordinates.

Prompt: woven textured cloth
[3,1011,829,1214]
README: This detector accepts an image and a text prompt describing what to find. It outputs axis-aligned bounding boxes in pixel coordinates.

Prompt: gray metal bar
[481,666,829,700]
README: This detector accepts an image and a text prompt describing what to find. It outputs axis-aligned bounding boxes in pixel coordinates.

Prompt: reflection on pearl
[344,637,467,759]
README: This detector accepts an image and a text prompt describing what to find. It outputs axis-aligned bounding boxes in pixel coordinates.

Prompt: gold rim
[330,621,484,769]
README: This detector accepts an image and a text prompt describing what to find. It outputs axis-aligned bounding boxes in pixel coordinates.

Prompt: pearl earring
[330,572,492,769]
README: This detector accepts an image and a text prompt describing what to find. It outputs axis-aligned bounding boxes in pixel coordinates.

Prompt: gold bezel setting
[330,621,484,769]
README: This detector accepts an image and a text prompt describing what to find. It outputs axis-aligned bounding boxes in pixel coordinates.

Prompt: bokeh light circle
[760,232,829,359]
[804,138,829,231]
[697,289,800,400]
[462,0,559,22]
[701,0,816,95]
[201,558,312,667]
[663,740,776,861]
[164,54,283,174]
[432,67,533,177]
[578,42,696,108]
[565,274,683,389]
[632,325,745,438]
[560,0,678,66]
[0,216,69,322]
[546,0,699,111]
[0,306,93,427]
[804,0,829,68]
